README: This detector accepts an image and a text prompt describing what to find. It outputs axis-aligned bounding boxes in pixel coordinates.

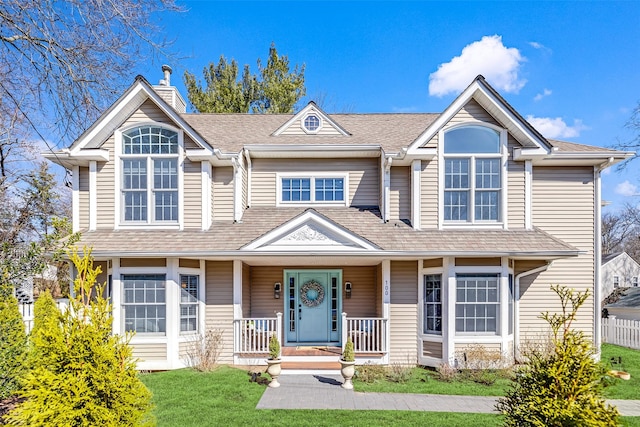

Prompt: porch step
[281,361,342,370]
[281,346,341,357]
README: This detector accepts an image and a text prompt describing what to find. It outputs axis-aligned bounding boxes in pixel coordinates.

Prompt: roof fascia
[514,148,634,166]
[70,78,213,155]
[406,77,550,155]
[42,148,109,168]
[272,102,350,136]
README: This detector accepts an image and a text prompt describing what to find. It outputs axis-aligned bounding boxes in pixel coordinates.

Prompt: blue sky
[137,1,640,210]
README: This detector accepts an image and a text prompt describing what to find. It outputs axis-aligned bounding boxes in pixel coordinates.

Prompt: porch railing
[342,314,388,354]
[233,313,282,354]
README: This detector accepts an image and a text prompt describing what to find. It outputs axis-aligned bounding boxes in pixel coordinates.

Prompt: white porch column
[524,160,532,230]
[500,257,510,360]
[443,257,455,365]
[233,260,243,320]
[411,159,421,230]
[166,258,179,368]
[381,259,390,363]
[111,258,121,334]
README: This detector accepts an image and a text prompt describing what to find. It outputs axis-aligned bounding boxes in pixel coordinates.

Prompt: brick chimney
[153,65,187,113]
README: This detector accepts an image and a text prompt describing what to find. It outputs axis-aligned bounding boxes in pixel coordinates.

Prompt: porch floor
[281,346,342,357]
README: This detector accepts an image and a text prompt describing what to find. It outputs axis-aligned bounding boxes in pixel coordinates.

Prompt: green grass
[602,343,640,400]
[140,345,640,427]
[141,367,502,427]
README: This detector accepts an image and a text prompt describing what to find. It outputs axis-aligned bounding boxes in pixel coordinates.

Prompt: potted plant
[340,336,356,389]
[265,333,281,388]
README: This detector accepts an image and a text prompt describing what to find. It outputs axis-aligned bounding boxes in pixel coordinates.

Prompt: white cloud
[615,180,638,197]
[525,116,588,138]
[529,41,544,49]
[429,35,526,97]
[533,88,552,101]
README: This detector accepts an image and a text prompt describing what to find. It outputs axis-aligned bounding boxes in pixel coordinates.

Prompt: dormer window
[442,125,505,225]
[119,126,181,225]
[302,114,321,133]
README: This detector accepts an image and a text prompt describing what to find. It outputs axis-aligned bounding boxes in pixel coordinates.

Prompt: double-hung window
[280,175,346,204]
[613,276,620,288]
[121,126,179,223]
[423,274,442,335]
[443,126,502,223]
[455,273,500,334]
[180,275,199,333]
[122,274,166,334]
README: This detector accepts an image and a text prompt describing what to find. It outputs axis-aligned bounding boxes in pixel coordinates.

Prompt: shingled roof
[75,206,579,258]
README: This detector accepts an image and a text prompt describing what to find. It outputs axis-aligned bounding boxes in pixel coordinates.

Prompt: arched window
[443,126,502,223]
[120,126,179,223]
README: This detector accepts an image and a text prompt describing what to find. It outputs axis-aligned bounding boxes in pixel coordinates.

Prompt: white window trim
[613,275,620,288]
[438,123,508,230]
[178,266,203,336]
[121,271,168,337]
[419,267,444,338]
[276,172,349,207]
[300,112,323,134]
[114,123,184,230]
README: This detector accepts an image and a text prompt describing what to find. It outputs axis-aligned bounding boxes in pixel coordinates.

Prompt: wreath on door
[300,280,325,307]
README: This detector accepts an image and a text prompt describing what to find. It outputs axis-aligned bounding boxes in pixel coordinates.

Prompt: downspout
[383,156,393,222]
[244,149,252,208]
[593,157,613,358]
[514,261,552,362]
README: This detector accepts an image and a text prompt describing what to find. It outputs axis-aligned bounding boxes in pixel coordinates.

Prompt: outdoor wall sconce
[345,281,352,298]
[274,282,281,299]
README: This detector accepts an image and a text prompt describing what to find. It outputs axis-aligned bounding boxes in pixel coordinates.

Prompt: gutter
[514,261,552,362]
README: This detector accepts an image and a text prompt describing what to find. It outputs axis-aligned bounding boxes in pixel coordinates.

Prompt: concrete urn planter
[266,359,282,388]
[340,360,356,389]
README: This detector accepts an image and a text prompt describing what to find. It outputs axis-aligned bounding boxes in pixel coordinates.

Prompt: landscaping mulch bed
[0,396,24,422]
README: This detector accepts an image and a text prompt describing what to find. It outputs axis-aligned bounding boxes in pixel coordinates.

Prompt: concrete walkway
[256,374,640,416]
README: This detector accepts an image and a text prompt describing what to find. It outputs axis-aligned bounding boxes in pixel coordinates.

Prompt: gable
[273,102,350,137]
[242,210,379,251]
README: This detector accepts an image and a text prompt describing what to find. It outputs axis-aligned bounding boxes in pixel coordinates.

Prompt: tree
[496,285,619,426]
[0,0,181,150]
[602,204,640,263]
[6,248,154,427]
[184,43,306,114]
[0,288,27,400]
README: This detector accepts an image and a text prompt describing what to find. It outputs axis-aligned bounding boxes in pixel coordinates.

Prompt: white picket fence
[602,316,640,350]
[19,299,69,334]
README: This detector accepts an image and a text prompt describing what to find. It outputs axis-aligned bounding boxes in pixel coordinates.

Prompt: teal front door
[285,270,341,345]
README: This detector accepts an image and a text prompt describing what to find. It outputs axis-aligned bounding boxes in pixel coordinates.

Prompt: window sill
[441,222,506,230]
[117,223,181,230]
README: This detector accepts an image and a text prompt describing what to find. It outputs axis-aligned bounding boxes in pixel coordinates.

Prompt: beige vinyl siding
[514,260,548,276]
[123,99,175,126]
[420,159,438,228]
[205,261,234,364]
[525,166,595,338]
[247,266,283,318]
[96,137,115,228]
[132,343,167,361]
[183,159,201,229]
[389,166,410,220]
[212,167,234,221]
[449,99,501,126]
[179,258,200,269]
[455,342,502,355]
[342,266,377,317]
[455,257,501,267]
[507,136,526,228]
[279,118,344,136]
[250,158,379,207]
[78,166,90,230]
[389,261,418,364]
[121,258,166,268]
[179,341,190,360]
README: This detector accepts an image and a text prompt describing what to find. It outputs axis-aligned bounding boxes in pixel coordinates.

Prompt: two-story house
[46,67,631,370]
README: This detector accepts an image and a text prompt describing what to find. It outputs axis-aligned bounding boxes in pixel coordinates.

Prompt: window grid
[455,274,500,334]
[280,176,345,204]
[304,115,320,132]
[423,274,442,335]
[444,159,469,221]
[613,276,620,288]
[288,277,296,332]
[122,274,166,334]
[121,127,179,224]
[633,277,639,287]
[180,275,199,333]
[331,277,338,332]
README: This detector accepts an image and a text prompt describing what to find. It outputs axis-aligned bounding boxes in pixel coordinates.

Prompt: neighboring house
[602,252,640,298]
[604,287,640,321]
[45,68,632,370]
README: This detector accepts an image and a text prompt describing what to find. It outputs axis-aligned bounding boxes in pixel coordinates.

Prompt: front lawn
[141,367,502,427]
[602,343,640,400]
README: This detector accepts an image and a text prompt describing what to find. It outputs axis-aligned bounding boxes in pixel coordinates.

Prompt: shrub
[6,247,154,427]
[186,329,224,372]
[0,288,27,400]
[435,363,458,382]
[342,337,355,362]
[386,362,413,383]
[268,333,280,360]
[355,362,386,383]
[496,285,619,427]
